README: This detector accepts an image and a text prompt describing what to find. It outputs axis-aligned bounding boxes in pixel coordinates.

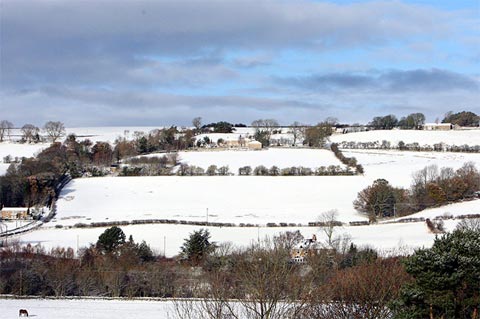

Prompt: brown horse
[19,309,29,317]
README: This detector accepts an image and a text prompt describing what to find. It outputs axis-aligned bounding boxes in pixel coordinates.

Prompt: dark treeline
[368,110,479,130]
[330,143,364,174]
[1,225,479,319]
[337,140,480,153]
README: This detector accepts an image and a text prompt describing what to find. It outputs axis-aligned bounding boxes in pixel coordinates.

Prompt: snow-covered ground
[53,175,368,226]
[0,142,49,175]
[7,147,478,256]
[331,129,480,147]
[65,126,164,144]
[0,298,176,319]
[343,149,480,187]
[16,201,474,257]
[4,127,480,256]
[51,149,480,228]
[175,148,346,173]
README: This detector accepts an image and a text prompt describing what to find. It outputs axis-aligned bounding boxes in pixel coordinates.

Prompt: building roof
[1,207,29,212]
[424,123,452,126]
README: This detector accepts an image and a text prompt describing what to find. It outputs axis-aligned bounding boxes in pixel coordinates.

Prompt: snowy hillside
[343,149,480,187]
[331,129,480,147]
[19,201,478,257]
[54,175,368,226]
[5,126,480,257]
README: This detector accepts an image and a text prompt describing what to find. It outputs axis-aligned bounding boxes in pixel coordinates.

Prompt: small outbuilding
[1,207,30,220]
[247,140,262,150]
[423,123,453,131]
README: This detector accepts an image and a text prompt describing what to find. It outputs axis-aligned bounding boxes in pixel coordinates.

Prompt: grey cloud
[1,0,451,88]
[232,55,273,69]
[0,87,322,127]
[278,69,479,92]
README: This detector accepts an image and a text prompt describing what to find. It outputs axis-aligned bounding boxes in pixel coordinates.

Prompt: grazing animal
[19,309,29,317]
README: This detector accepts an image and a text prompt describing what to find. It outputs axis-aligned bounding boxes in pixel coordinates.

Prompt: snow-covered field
[175,148,345,173]
[0,142,49,175]
[343,149,480,187]
[53,175,368,226]
[4,127,480,257]
[0,298,176,319]
[17,216,456,257]
[51,149,480,228]
[331,129,480,146]
[65,126,163,144]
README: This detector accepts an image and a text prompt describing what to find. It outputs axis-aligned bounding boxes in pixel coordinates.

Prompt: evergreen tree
[180,229,215,264]
[394,229,480,319]
[96,226,126,253]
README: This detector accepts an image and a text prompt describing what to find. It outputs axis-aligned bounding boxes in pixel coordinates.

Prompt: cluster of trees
[369,113,426,130]
[368,111,479,130]
[251,119,280,147]
[0,132,155,207]
[250,118,335,148]
[176,164,231,176]
[443,110,479,127]
[238,165,356,176]
[330,143,364,174]
[0,120,66,143]
[201,121,246,133]
[120,155,179,176]
[354,163,480,221]
[3,225,478,318]
[0,143,71,208]
[303,122,334,147]
[410,163,480,211]
[124,127,195,155]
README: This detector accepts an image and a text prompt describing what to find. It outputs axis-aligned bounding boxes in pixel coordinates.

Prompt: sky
[0,0,479,127]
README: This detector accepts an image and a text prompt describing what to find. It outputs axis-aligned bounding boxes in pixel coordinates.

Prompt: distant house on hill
[1,207,30,220]
[423,123,453,131]
[290,234,322,263]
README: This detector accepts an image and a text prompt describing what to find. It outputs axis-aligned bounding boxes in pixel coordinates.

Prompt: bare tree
[192,117,202,131]
[21,124,40,143]
[304,258,411,319]
[264,119,279,134]
[252,119,279,134]
[318,210,342,249]
[290,121,304,146]
[43,121,66,143]
[0,120,14,142]
[456,218,480,232]
[232,240,307,319]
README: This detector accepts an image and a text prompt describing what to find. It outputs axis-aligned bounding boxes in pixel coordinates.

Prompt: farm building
[247,140,262,150]
[423,123,453,131]
[290,234,322,263]
[1,207,30,220]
